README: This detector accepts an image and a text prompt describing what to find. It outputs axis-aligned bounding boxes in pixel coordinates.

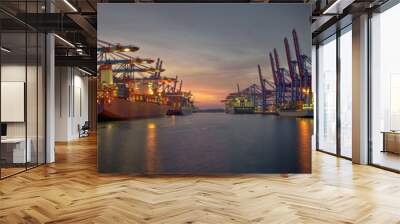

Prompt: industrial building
[0,0,400,222]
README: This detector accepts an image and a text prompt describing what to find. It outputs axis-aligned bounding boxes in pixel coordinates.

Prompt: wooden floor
[1,167,26,178]
[372,151,400,171]
[1,136,400,223]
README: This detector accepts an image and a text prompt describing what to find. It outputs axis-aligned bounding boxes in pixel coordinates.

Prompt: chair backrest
[82,121,90,129]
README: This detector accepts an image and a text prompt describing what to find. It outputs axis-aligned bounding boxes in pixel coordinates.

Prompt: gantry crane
[272,48,291,106]
[284,37,299,104]
[97,40,180,105]
[292,29,312,102]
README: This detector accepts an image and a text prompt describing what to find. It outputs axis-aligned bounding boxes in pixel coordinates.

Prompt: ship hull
[98,98,170,120]
[181,107,193,115]
[226,107,255,114]
[255,111,279,115]
[278,109,313,118]
[166,107,193,116]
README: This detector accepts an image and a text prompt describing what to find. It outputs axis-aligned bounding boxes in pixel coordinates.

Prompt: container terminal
[97,40,194,120]
[97,29,311,120]
[223,29,313,118]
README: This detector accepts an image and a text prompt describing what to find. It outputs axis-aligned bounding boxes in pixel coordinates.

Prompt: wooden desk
[382,131,400,154]
[1,138,31,163]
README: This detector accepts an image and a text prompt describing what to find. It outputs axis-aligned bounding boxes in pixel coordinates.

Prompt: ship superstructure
[222,84,256,114]
[166,80,194,116]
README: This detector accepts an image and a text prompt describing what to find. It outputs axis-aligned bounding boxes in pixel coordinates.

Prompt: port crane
[97,40,180,104]
[223,28,312,115]
[292,29,312,102]
[284,37,300,104]
[257,64,276,112]
[238,83,275,112]
[97,40,169,79]
[265,29,312,110]
[271,48,292,106]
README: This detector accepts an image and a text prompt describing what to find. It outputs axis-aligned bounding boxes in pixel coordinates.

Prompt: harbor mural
[97,3,312,174]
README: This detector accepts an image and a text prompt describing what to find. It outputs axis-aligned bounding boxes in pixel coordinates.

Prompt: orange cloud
[191,90,227,109]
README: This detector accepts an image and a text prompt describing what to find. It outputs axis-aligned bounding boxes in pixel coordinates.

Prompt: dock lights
[137,58,155,64]
[115,44,139,53]
[1,47,11,53]
[144,58,155,64]
[129,58,154,64]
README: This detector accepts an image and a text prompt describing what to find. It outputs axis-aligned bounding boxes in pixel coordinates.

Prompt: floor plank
[0,135,400,223]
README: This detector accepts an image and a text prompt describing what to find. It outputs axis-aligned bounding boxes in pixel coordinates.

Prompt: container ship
[225,96,255,114]
[276,87,314,118]
[223,84,255,114]
[165,80,194,116]
[97,40,193,120]
[166,92,194,115]
[277,103,313,118]
[97,81,171,120]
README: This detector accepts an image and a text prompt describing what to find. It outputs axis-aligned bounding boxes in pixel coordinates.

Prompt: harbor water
[98,113,313,174]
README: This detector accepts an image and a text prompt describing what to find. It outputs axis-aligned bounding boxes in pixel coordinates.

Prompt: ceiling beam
[67,13,97,46]
[55,55,96,71]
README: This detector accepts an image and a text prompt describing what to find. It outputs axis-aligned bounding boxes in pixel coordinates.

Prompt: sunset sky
[98,4,311,109]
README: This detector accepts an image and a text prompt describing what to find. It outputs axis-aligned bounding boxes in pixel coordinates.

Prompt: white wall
[71,72,89,138]
[55,67,70,141]
[1,82,25,122]
[1,65,26,139]
[1,65,40,137]
[55,67,89,141]
[1,63,46,164]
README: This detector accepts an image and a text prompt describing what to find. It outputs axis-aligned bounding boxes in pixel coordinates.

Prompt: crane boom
[292,29,305,79]
[269,52,278,87]
[284,37,298,103]
[273,48,281,71]
[173,76,178,92]
[154,58,160,76]
[284,37,296,81]
[157,60,163,78]
[258,64,267,112]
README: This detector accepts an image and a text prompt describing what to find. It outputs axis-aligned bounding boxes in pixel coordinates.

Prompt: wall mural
[97,3,313,174]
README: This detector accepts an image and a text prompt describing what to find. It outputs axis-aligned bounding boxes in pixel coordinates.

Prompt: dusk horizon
[98,3,311,109]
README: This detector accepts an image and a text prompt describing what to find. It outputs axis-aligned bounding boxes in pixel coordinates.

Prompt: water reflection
[297,118,313,173]
[98,113,313,174]
[145,122,159,173]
